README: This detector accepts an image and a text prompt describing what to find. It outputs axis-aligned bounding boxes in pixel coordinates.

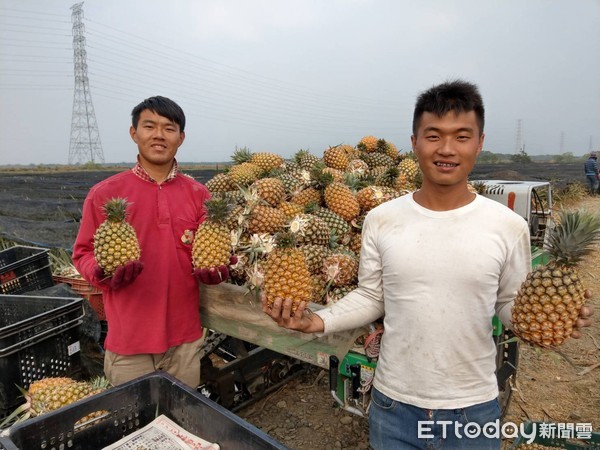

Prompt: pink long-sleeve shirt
[73,165,210,354]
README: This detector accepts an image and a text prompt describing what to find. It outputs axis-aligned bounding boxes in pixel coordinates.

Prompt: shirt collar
[132,157,179,184]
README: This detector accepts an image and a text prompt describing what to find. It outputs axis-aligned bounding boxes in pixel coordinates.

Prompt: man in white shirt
[263,79,594,449]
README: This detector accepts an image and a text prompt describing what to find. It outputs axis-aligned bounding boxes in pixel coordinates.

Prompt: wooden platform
[199,283,368,369]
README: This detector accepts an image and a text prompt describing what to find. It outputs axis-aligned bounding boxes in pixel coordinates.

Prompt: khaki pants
[104,335,205,388]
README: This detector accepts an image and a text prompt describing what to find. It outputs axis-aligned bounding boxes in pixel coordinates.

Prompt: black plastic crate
[0,372,288,450]
[0,246,53,294]
[0,295,84,412]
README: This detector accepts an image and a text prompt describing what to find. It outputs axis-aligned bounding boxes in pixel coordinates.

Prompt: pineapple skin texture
[192,222,232,269]
[94,221,141,276]
[512,264,586,348]
[263,247,313,312]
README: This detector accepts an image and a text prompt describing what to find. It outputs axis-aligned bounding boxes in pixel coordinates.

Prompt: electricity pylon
[68,2,104,165]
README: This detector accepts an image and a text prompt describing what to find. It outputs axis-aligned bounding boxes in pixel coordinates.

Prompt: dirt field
[1,163,598,449]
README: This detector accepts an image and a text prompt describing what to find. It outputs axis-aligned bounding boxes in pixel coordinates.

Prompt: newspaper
[102,414,220,450]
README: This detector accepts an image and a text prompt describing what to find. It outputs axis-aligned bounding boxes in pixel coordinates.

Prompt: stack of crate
[0,245,84,422]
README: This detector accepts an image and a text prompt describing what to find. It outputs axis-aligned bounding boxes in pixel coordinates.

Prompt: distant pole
[515,119,524,153]
[68,2,104,165]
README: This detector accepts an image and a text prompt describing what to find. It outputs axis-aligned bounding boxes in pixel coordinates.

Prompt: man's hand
[193,255,238,285]
[572,289,594,339]
[93,260,144,290]
[261,292,324,334]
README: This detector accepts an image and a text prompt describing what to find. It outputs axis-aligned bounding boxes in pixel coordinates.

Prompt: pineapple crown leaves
[545,209,600,266]
[236,184,269,209]
[303,201,320,215]
[382,165,400,182]
[293,149,314,162]
[288,214,311,237]
[309,163,334,189]
[375,138,391,153]
[203,198,233,224]
[88,376,112,390]
[468,180,488,195]
[343,172,366,192]
[102,197,131,222]
[231,146,253,164]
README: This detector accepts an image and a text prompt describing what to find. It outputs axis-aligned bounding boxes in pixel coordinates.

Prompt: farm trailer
[197,180,553,417]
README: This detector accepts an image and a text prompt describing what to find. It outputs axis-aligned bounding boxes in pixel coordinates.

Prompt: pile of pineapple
[201,136,422,309]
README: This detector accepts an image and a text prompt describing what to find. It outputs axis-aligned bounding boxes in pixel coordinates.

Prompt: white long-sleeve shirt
[316,193,531,409]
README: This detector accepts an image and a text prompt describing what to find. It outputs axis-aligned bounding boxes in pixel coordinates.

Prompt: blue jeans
[369,388,501,449]
[586,175,599,194]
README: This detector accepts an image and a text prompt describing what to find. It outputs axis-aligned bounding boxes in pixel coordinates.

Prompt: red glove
[93,261,144,290]
[193,255,237,285]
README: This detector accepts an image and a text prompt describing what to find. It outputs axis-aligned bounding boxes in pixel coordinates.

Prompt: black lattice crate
[0,371,288,450]
[0,246,53,294]
[0,295,84,412]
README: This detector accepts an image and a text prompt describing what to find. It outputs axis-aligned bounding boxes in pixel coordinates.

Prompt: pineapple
[300,244,331,275]
[2,377,110,427]
[357,135,379,153]
[278,201,305,219]
[361,152,394,169]
[228,162,262,186]
[205,173,233,193]
[250,152,285,172]
[326,284,358,304]
[289,213,330,247]
[247,204,287,235]
[263,232,313,312]
[323,167,345,183]
[312,207,350,239]
[512,210,600,348]
[192,198,233,269]
[378,139,399,160]
[250,177,286,207]
[278,172,303,195]
[93,198,141,276]
[397,158,421,184]
[323,145,350,171]
[323,251,359,287]
[356,186,399,212]
[324,182,361,222]
[347,159,370,177]
[294,149,322,171]
[291,186,322,208]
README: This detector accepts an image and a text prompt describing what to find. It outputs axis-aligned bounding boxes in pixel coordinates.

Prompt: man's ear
[130,125,138,143]
[179,131,185,146]
[477,132,485,155]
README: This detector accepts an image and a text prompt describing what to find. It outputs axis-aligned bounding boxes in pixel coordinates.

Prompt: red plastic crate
[53,275,105,320]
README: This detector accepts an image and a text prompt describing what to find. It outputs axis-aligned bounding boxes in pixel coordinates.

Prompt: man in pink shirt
[73,96,231,388]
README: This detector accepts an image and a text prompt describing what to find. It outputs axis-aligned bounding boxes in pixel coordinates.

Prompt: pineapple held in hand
[94,198,141,276]
[192,198,233,269]
[512,210,600,348]
[263,232,313,313]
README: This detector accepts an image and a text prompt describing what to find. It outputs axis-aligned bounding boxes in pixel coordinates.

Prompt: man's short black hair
[131,96,186,132]
[412,79,484,137]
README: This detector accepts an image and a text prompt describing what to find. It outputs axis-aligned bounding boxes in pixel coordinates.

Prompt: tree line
[477,151,589,164]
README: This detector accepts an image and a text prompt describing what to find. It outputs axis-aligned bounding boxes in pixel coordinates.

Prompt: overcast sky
[1,0,599,165]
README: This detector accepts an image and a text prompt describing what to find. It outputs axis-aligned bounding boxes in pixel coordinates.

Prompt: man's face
[411,110,484,187]
[130,109,185,167]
